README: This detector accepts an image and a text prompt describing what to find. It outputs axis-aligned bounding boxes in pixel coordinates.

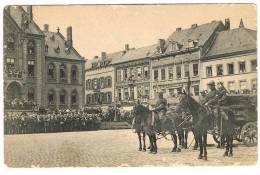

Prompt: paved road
[4,129,257,167]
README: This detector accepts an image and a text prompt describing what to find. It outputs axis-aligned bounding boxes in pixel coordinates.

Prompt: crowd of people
[4,106,134,135]
[4,98,37,110]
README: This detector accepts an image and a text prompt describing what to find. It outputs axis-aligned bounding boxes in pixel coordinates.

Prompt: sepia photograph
[1,2,258,169]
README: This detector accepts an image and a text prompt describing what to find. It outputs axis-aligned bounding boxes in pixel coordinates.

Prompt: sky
[32,4,257,60]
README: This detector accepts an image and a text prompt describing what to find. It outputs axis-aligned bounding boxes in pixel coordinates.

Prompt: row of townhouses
[4,6,85,110]
[85,19,257,106]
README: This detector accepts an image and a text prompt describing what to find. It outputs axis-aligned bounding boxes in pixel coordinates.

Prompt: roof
[112,44,158,64]
[44,31,83,61]
[204,27,257,58]
[165,21,224,53]
[85,51,124,70]
[5,6,43,35]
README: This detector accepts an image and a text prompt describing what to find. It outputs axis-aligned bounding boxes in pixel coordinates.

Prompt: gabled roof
[165,21,224,53]
[204,27,257,58]
[44,31,83,60]
[5,6,43,35]
[112,44,158,64]
[85,51,124,70]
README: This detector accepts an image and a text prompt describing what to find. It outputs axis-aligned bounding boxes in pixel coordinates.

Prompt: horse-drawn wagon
[212,94,257,147]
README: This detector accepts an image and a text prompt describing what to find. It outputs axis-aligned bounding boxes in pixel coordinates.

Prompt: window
[239,61,246,73]
[161,68,166,80]
[117,70,122,82]
[252,79,257,90]
[251,60,257,72]
[144,66,149,79]
[193,64,198,76]
[239,80,247,90]
[177,87,182,94]
[168,67,173,80]
[130,87,134,100]
[6,58,15,69]
[228,81,236,91]
[28,60,35,77]
[27,40,35,55]
[117,89,122,101]
[107,76,112,87]
[154,69,158,81]
[48,63,55,79]
[7,35,15,50]
[71,65,78,82]
[137,86,143,98]
[169,88,174,97]
[227,63,234,74]
[59,90,66,104]
[137,67,142,78]
[206,66,212,77]
[130,68,135,79]
[123,69,128,80]
[86,79,92,90]
[86,94,92,104]
[216,64,223,76]
[60,64,67,81]
[107,92,112,103]
[144,86,149,96]
[184,64,189,77]
[124,88,129,100]
[28,88,34,101]
[48,90,55,104]
[45,44,48,52]
[176,65,182,79]
[100,77,105,89]
[193,85,199,96]
[71,90,78,105]
[92,78,99,90]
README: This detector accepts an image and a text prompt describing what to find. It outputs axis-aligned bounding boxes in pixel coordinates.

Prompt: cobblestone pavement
[4,129,257,167]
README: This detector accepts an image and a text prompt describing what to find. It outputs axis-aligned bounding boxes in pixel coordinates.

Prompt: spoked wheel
[234,127,242,142]
[241,122,258,147]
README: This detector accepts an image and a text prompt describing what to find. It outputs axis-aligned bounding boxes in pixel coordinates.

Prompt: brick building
[3,6,85,110]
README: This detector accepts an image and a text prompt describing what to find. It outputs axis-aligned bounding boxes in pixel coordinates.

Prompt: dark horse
[178,92,235,160]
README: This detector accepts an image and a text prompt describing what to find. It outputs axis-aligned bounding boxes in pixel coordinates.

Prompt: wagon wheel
[233,127,242,142]
[241,122,257,147]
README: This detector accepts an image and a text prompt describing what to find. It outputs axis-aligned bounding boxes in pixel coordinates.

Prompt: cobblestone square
[4,129,257,167]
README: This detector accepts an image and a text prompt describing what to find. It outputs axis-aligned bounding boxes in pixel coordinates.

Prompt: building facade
[150,20,227,102]
[85,51,122,106]
[4,6,46,106]
[4,6,85,110]
[200,22,257,93]
[113,44,157,105]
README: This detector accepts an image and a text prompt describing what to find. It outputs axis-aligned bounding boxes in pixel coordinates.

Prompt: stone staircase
[100,122,131,130]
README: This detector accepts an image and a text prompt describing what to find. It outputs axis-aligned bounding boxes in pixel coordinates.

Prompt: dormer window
[55,45,60,53]
[188,40,195,48]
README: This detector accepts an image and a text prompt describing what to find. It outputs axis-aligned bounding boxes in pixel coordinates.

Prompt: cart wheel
[234,127,242,142]
[241,122,257,147]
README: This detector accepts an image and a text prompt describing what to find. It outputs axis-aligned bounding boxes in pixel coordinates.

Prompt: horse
[178,92,235,160]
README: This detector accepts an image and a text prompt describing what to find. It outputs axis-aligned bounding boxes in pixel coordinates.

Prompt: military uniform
[152,92,167,133]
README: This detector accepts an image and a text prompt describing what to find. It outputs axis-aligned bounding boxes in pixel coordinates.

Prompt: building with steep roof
[4,5,85,110]
[200,19,257,93]
[150,20,227,103]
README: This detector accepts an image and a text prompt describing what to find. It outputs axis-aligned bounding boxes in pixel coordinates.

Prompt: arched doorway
[6,81,23,101]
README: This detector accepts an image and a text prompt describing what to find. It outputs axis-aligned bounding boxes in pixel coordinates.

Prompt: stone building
[150,20,227,102]
[43,25,85,110]
[113,44,157,105]
[3,6,85,110]
[4,6,45,106]
[85,51,122,106]
[200,19,257,94]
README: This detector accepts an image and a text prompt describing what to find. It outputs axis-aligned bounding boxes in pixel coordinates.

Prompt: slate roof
[5,6,43,35]
[112,44,158,64]
[204,27,257,58]
[165,21,224,53]
[44,31,83,60]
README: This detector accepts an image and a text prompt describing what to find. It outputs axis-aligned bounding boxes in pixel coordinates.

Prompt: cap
[207,80,215,86]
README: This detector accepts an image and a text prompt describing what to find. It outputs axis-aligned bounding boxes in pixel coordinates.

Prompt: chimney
[125,44,129,51]
[158,39,165,53]
[27,6,33,21]
[176,27,182,32]
[225,18,230,30]
[101,52,107,59]
[191,24,198,29]
[66,26,73,48]
[43,24,49,32]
